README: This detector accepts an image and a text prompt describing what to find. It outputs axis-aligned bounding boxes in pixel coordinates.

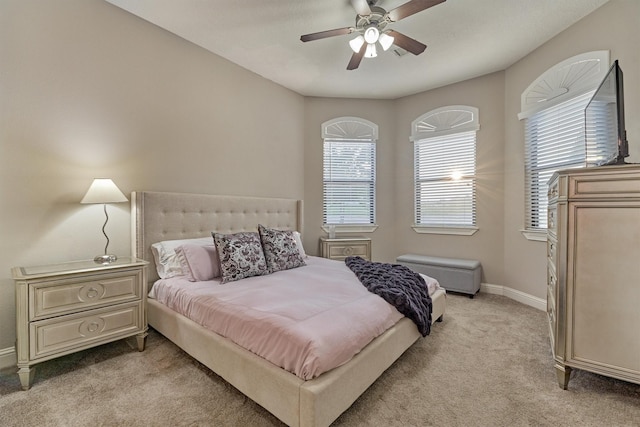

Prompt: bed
[132,191,446,427]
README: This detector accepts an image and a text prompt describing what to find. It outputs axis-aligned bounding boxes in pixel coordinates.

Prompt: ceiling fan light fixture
[378,32,394,51]
[349,35,365,53]
[300,0,443,70]
[365,43,377,58]
[363,26,379,44]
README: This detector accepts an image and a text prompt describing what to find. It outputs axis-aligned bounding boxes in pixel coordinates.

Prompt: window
[523,93,592,230]
[411,106,479,235]
[322,117,377,231]
[519,51,610,237]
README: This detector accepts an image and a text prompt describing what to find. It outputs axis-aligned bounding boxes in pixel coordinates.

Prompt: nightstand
[319,237,371,261]
[12,257,148,390]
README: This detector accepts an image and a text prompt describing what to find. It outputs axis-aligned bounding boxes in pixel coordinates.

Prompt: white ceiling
[105,0,610,99]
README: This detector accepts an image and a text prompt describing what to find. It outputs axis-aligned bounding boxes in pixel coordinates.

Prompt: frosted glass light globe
[363,26,379,44]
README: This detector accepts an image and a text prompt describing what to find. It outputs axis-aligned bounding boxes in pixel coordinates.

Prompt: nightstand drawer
[29,301,143,360]
[327,243,368,259]
[320,238,371,261]
[30,269,143,320]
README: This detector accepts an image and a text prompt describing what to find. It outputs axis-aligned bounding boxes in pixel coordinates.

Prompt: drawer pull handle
[79,318,106,337]
[80,284,105,302]
[343,246,354,256]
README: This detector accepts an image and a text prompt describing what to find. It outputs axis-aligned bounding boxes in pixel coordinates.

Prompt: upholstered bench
[396,254,482,298]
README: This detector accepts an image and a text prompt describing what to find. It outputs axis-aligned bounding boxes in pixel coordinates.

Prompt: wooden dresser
[547,164,640,389]
[12,257,148,390]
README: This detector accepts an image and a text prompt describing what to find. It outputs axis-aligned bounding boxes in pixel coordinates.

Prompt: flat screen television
[584,60,629,166]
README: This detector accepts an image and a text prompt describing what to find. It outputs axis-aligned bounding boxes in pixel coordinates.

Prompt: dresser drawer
[547,289,555,326]
[547,235,557,266]
[29,301,143,360]
[569,172,640,199]
[548,176,560,201]
[547,205,557,236]
[547,286,556,356]
[547,263,557,300]
[29,269,143,320]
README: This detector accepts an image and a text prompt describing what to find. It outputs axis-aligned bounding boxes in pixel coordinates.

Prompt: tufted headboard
[131,191,303,283]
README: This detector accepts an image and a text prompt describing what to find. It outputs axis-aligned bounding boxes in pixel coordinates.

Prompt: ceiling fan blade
[387,0,445,22]
[347,42,367,70]
[351,0,372,16]
[386,30,427,55]
[300,27,354,42]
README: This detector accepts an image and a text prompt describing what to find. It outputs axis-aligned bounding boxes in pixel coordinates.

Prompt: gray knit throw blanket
[345,256,432,336]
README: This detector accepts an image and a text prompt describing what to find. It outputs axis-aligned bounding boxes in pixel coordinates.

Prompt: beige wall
[303,97,396,261]
[1,0,638,358]
[393,71,506,286]
[0,0,304,351]
[503,0,640,299]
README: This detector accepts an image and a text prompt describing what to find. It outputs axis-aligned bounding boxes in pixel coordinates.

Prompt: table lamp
[81,178,128,264]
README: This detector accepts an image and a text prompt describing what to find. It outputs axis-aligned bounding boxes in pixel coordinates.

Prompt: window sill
[411,226,478,236]
[322,224,378,234]
[521,229,547,242]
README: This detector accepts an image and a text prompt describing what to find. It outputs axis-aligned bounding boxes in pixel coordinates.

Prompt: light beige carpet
[1,293,639,426]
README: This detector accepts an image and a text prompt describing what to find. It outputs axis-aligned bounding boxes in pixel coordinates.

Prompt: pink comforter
[150,256,407,380]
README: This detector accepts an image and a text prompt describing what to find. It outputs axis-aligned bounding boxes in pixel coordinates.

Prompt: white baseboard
[480,283,546,312]
[0,346,16,370]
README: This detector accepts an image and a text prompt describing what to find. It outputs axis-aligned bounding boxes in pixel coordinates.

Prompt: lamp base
[94,254,118,264]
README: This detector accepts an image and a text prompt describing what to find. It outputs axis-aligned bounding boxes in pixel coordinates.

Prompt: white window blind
[414,131,476,227]
[323,139,376,225]
[519,52,609,236]
[524,91,593,230]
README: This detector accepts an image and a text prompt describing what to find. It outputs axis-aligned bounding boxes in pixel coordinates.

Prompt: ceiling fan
[300,0,446,70]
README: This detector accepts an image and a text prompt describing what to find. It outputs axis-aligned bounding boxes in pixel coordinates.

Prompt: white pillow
[151,237,213,279]
[292,231,307,258]
[175,243,221,281]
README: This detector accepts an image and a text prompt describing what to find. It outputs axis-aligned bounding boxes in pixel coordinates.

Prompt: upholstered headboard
[131,191,303,283]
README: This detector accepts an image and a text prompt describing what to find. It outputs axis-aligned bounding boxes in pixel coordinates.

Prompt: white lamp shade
[364,43,377,58]
[81,179,128,204]
[349,35,365,53]
[378,32,395,51]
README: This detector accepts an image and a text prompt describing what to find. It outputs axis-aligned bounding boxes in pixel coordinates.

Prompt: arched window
[519,51,609,239]
[322,117,377,232]
[411,106,479,235]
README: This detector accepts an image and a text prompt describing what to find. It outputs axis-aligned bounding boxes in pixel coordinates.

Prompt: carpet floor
[1,293,639,426]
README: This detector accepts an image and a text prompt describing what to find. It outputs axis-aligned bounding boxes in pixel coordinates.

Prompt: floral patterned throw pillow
[212,232,269,283]
[258,224,306,273]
